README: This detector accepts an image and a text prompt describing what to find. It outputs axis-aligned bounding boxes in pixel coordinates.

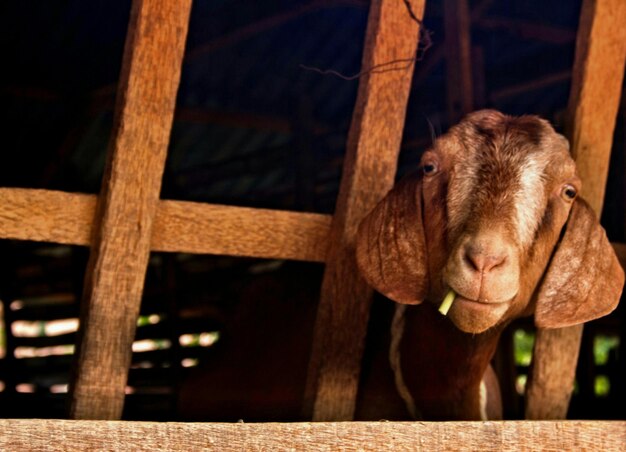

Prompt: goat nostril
[464,252,480,272]
[464,248,507,273]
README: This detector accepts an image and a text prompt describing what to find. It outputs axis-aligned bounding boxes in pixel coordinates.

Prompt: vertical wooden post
[444,0,474,123]
[69,0,192,420]
[565,0,626,215]
[525,0,626,420]
[304,0,426,421]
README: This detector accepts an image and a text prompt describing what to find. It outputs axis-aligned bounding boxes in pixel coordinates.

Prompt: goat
[177,110,623,421]
[355,109,624,419]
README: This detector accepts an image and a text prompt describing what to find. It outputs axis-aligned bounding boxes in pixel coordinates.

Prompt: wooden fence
[0,0,625,448]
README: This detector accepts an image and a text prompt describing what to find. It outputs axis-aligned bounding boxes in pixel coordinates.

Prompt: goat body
[356,109,623,419]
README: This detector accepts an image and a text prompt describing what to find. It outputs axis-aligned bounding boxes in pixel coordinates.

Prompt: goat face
[357,110,624,334]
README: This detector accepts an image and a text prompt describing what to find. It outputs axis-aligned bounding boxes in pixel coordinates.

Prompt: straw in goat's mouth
[438,289,456,316]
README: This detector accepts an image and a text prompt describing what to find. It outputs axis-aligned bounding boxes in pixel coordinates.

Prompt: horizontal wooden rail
[151,199,330,261]
[2,188,624,268]
[0,188,331,262]
[0,189,95,246]
[0,420,624,451]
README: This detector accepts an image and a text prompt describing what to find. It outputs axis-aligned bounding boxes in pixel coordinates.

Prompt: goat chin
[446,297,511,334]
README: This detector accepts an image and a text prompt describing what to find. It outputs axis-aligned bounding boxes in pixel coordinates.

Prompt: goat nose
[464,244,507,274]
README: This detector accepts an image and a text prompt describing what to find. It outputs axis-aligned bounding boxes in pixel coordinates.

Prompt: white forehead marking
[515,155,547,246]
[447,151,480,235]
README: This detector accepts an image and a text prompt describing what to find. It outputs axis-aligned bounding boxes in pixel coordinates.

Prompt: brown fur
[356,109,624,419]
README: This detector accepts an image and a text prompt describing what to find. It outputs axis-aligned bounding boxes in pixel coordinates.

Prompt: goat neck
[399,303,503,420]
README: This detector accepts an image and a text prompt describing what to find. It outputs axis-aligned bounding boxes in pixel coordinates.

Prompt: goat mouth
[454,296,510,312]
[444,287,514,307]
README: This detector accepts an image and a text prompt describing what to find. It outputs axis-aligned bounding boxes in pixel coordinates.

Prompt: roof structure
[4,0,621,234]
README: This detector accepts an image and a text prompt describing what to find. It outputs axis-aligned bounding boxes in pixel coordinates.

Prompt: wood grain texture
[305,0,425,421]
[69,0,192,420]
[0,188,331,262]
[526,0,626,420]
[0,188,95,245]
[152,199,330,261]
[565,0,626,215]
[526,326,584,419]
[0,420,624,451]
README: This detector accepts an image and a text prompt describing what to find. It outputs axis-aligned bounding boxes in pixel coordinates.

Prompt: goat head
[357,109,624,333]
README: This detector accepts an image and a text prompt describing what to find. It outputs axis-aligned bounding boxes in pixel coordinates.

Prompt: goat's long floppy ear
[535,198,624,328]
[355,176,428,304]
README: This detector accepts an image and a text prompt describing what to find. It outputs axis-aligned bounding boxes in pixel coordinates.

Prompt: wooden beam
[0,189,94,246]
[0,188,331,262]
[443,0,474,123]
[526,326,584,419]
[412,0,493,89]
[68,0,192,420]
[0,420,625,451]
[152,200,330,261]
[526,0,626,420]
[565,0,626,216]
[305,0,425,421]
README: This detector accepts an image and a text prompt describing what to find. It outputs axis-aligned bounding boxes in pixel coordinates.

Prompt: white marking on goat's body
[389,304,420,420]
[479,379,488,421]
[515,155,546,247]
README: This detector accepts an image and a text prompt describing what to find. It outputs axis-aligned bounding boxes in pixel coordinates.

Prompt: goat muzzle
[444,232,520,306]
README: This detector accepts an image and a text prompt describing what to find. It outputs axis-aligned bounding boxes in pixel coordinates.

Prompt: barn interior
[0,0,624,422]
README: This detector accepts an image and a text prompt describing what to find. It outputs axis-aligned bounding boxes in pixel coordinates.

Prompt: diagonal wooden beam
[68,0,192,420]
[304,0,426,421]
[565,0,626,217]
[525,0,626,420]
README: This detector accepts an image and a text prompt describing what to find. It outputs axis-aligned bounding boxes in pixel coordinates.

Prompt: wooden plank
[565,0,626,215]
[152,200,331,262]
[411,0,494,88]
[0,188,331,262]
[526,326,584,419]
[0,420,625,451]
[0,188,95,246]
[69,0,192,420]
[443,0,474,122]
[305,0,425,421]
[526,0,626,420]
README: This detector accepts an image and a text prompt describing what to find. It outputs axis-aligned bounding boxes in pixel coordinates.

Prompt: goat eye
[422,162,438,176]
[562,185,577,201]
